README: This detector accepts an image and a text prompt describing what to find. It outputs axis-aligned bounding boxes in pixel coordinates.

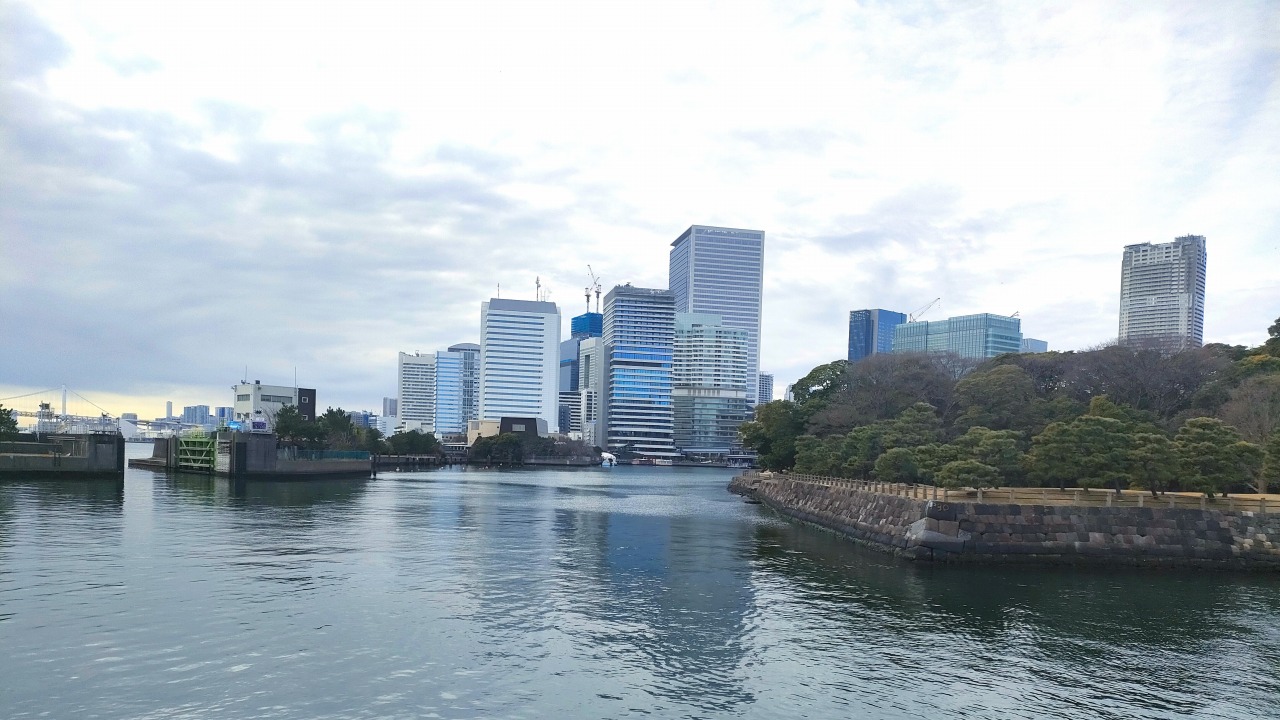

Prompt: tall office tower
[381,397,398,417]
[433,343,480,435]
[603,285,677,458]
[672,313,749,457]
[479,299,561,432]
[1021,338,1049,353]
[892,313,1023,359]
[1119,235,1207,349]
[848,309,908,362]
[669,225,765,404]
[577,337,604,447]
[559,313,604,434]
[398,351,437,432]
[757,372,774,403]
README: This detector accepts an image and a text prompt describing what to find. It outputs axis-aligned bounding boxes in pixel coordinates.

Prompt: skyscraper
[577,336,604,447]
[398,352,436,432]
[479,298,561,432]
[559,312,604,435]
[757,372,774,403]
[669,225,765,403]
[603,285,677,458]
[1118,235,1206,349]
[434,343,479,435]
[892,313,1023,359]
[672,313,749,456]
[848,309,907,362]
[1021,338,1049,353]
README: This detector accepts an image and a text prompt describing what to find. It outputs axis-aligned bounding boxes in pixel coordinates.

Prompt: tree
[1127,433,1179,497]
[953,365,1038,432]
[935,459,1000,490]
[1262,431,1280,496]
[1173,417,1261,497]
[873,447,919,483]
[319,407,359,449]
[1027,415,1132,492]
[1261,316,1280,357]
[914,442,962,485]
[881,403,941,449]
[387,430,441,456]
[0,403,18,439]
[739,401,804,471]
[805,353,959,436]
[273,405,311,447]
[1218,374,1280,444]
[950,427,1026,486]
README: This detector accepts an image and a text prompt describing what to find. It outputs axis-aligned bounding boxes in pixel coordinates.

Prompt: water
[2,445,1279,719]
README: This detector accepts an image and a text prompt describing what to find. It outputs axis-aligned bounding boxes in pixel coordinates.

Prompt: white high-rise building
[1119,235,1207,349]
[603,285,677,458]
[757,372,774,403]
[479,299,561,432]
[577,337,604,448]
[669,225,765,404]
[398,352,436,432]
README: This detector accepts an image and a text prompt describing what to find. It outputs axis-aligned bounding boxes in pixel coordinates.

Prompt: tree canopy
[742,316,1279,495]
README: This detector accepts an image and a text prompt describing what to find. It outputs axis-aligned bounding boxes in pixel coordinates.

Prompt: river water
[2,445,1279,719]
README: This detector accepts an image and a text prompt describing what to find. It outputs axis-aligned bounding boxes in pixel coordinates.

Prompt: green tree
[840,423,887,479]
[1127,433,1179,497]
[1261,316,1280,357]
[953,365,1037,432]
[1262,431,1280,495]
[793,435,842,475]
[319,407,359,449]
[935,459,1000,490]
[739,401,804,471]
[881,403,941,449]
[1173,417,1260,497]
[0,403,18,439]
[273,405,317,447]
[914,442,963,485]
[388,430,441,455]
[1027,415,1132,492]
[950,427,1026,486]
[873,447,919,483]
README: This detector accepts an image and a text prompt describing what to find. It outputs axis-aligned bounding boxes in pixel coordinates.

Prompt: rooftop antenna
[536,276,541,301]
[497,282,500,299]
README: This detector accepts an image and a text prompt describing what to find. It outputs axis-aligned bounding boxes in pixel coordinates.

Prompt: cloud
[0,2,70,80]
[1,0,1277,413]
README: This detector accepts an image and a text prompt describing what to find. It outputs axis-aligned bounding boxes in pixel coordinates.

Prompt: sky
[2,0,1278,420]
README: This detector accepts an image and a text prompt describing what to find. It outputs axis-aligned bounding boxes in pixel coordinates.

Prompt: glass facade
[603,285,677,458]
[433,344,478,435]
[669,226,765,404]
[848,309,907,362]
[570,312,603,339]
[672,313,749,455]
[892,313,1023,359]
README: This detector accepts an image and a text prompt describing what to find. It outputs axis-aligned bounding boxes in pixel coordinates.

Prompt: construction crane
[586,265,603,313]
[908,297,941,322]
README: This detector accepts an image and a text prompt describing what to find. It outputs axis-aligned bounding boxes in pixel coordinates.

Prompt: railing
[279,449,370,461]
[739,471,1273,513]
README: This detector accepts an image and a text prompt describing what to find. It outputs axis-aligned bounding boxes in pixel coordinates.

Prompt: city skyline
[3,2,1277,419]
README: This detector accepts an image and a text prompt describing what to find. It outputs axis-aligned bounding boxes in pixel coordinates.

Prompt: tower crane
[587,265,603,313]
[908,297,941,322]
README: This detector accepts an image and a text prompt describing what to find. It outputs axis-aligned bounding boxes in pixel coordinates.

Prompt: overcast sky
[2,0,1277,419]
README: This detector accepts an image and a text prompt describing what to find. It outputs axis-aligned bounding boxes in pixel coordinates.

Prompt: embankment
[730,473,1280,569]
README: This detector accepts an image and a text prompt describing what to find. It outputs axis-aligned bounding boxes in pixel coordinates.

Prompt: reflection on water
[0,458,1277,719]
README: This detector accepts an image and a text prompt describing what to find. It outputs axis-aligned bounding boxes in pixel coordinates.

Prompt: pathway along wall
[729,473,1280,569]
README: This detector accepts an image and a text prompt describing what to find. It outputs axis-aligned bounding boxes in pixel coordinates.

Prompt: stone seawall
[730,474,1280,569]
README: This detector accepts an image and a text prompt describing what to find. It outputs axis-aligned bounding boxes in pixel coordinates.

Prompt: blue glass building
[571,312,603,339]
[847,309,907,362]
[603,285,677,458]
[891,313,1023,359]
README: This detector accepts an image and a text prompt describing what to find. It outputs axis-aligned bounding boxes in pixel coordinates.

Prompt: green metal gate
[177,431,215,472]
